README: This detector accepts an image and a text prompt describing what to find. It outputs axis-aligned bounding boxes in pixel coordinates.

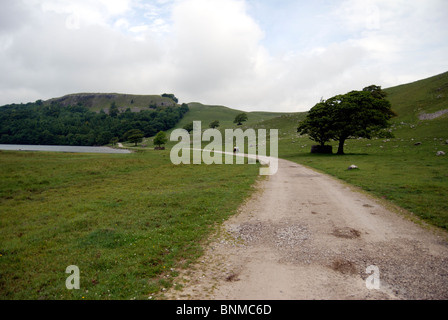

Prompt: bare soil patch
[332,227,362,239]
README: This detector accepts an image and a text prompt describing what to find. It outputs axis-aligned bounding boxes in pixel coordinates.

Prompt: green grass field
[0,150,260,299]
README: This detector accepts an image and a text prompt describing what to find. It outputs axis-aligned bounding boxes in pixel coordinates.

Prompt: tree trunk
[337,138,345,155]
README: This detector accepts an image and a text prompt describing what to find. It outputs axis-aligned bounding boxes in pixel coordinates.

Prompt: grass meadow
[0,149,260,299]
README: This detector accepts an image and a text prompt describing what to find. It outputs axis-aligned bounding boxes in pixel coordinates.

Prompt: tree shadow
[289,152,370,159]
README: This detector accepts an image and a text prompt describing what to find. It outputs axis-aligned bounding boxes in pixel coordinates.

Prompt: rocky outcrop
[418,109,448,120]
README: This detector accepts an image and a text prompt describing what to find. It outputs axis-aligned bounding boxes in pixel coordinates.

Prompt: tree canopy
[125,129,144,146]
[161,93,178,104]
[234,113,248,126]
[297,85,396,154]
[153,131,167,147]
[209,120,220,128]
[183,122,194,133]
[0,100,189,146]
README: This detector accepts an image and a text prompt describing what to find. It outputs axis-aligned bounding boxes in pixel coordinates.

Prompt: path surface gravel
[165,158,448,300]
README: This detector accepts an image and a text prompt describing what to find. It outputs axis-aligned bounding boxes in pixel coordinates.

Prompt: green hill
[385,71,448,122]
[246,71,448,145]
[172,71,448,142]
[22,70,448,129]
[382,71,448,144]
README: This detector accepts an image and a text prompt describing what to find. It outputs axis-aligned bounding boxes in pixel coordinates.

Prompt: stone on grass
[348,164,359,170]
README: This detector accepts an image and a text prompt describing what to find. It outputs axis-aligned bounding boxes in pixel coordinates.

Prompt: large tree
[296,101,336,147]
[109,102,119,117]
[234,113,248,126]
[209,120,220,128]
[153,131,167,148]
[298,85,396,154]
[161,93,178,103]
[183,122,194,133]
[125,129,144,146]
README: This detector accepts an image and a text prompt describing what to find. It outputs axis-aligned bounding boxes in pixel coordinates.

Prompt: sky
[1,0,447,112]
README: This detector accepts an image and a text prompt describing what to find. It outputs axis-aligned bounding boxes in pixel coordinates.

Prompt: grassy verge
[0,149,260,300]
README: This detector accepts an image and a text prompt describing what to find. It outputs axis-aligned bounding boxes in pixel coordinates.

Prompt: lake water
[0,144,131,154]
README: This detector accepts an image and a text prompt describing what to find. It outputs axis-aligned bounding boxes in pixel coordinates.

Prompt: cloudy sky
[1,0,447,112]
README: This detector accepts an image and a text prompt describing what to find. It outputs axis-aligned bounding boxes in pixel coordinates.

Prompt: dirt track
[165,158,448,300]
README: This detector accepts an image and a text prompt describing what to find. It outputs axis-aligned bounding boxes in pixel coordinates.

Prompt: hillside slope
[175,71,448,140]
[385,71,448,122]
[255,71,448,143]
[174,102,293,130]
[44,93,179,113]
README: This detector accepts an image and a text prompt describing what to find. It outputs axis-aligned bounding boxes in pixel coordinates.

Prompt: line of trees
[0,101,189,146]
[182,112,247,132]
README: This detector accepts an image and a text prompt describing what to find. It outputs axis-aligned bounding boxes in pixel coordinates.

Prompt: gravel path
[165,158,448,300]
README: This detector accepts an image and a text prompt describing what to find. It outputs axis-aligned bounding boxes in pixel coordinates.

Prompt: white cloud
[0,1,165,102]
[39,0,132,27]
[98,0,132,16]
[114,18,131,29]
[333,0,448,85]
[168,0,264,96]
[0,0,447,112]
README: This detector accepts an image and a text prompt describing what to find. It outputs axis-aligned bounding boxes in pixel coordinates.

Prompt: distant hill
[176,71,448,137]
[26,70,448,126]
[243,71,448,140]
[44,93,179,113]
[174,102,295,130]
